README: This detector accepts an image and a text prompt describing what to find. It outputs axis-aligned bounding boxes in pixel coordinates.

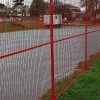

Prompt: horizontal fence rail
[0,30,100,59]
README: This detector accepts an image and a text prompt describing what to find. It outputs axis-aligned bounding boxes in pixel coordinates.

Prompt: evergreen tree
[13,0,24,7]
[30,0,48,16]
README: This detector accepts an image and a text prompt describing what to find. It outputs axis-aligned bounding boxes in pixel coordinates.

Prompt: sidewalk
[62,22,92,26]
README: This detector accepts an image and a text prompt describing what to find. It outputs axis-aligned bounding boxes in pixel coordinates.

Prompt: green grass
[58,59,100,100]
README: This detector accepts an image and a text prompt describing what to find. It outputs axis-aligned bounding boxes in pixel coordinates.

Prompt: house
[62,5,83,22]
[68,5,82,20]
[10,5,30,17]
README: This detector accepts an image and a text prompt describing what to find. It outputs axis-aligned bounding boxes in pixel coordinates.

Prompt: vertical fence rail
[84,0,88,70]
[50,0,56,100]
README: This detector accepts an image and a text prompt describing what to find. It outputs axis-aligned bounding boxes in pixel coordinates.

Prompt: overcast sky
[0,0,81,7]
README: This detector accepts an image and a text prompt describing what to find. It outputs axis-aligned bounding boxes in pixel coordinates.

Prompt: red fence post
[84,0,88,70]
[50,0,56,100]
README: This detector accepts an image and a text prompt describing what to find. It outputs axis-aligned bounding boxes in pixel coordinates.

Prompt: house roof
[13,4,29,8]
[12,5,29,11]
[68,5,81,12]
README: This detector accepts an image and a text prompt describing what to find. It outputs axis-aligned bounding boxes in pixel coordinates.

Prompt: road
[0,26,100,100]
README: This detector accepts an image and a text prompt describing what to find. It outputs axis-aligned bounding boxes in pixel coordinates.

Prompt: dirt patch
[0,21,45,33]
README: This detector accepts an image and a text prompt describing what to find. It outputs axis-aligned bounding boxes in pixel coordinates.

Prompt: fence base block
[83,66,88,70]
[52,95,57,100]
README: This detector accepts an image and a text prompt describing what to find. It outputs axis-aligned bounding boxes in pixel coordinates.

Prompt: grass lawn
[58,59,100,100]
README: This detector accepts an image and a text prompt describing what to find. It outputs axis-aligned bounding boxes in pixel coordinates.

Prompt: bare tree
[80,0,99,19]
[13,0,24,7]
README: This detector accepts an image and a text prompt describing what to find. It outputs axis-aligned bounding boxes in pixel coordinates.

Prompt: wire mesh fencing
[0,0,100,100]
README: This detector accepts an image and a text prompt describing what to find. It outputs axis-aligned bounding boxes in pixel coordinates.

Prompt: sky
[0,0,81,7]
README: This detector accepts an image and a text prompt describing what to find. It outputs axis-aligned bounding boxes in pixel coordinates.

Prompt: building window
[17,8,21,12]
